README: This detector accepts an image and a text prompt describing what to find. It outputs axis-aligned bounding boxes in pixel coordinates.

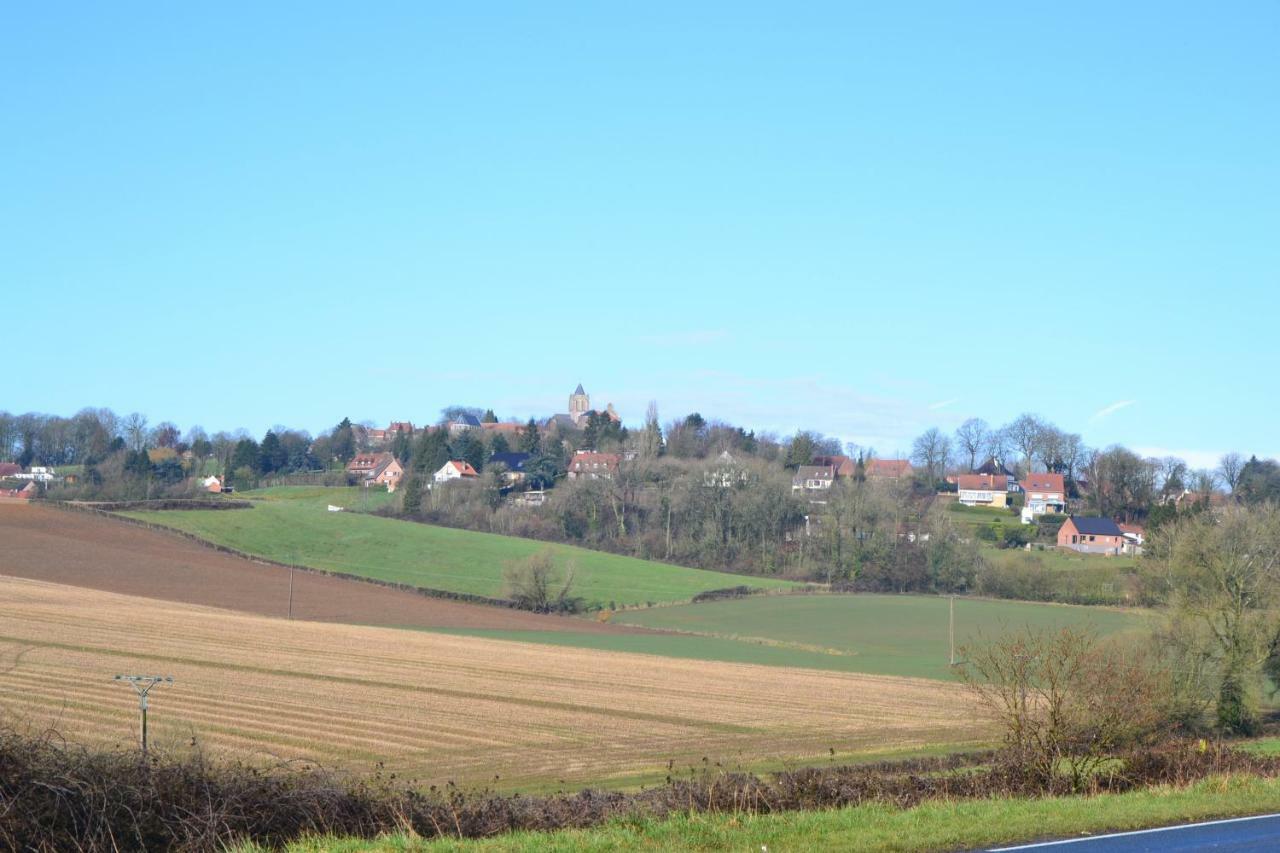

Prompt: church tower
[569,383,590,422]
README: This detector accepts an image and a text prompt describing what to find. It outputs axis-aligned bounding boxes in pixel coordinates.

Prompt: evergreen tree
[401,474,423,515]
[258,431,286,474]
[331,418,356,464]
[230,438,260,474]
[123,449,152,479]
[411,428,451,475]
[452,431,486,473]
[391,431,413,465]
[520,418,541,453]
[490,433,511,455]
[481,409,498,424]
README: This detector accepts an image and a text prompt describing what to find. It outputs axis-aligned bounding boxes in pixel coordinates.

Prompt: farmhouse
[200,475,223,494]
[793,465,835,492]
[1019,472,1066,521]
[346,452,404,490]
[1057,516,1125,555]
[955,473,1009,508]
[865,459,912,480]
[567,450,619,480]
[433,460,479,483]
[0,481,37,499]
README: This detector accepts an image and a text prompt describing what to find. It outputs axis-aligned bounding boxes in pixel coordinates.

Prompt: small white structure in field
[327,504,344,512]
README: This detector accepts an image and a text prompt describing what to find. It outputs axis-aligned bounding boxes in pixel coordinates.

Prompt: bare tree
[1218,452,1244,494]
[641,401,663,458]
[954,418,989,472]
[910,427,952,486]
[122,413,149,452]
[1004,413,1046,477]
[1059,433,1085,482]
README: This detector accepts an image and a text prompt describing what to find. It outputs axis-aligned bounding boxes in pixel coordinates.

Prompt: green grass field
[428,593,1149,681]
[119,487,796,606]
[607,593,1148,679]
[238,774,1280,852]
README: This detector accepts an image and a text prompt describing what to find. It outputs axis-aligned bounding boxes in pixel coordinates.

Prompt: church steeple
[569,383,590,420]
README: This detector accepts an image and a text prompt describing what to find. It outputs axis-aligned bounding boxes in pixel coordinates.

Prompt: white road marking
[989,811,1280,850]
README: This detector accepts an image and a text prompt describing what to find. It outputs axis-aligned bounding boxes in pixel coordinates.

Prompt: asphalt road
[986,813,1280,851]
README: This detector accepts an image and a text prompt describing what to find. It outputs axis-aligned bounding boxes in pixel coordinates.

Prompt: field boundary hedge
[44,498,254,512]
[39,499,525,611]
[2,728,1275,851]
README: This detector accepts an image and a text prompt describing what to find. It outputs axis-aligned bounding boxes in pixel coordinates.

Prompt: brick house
[346,452,404,490]
[1020,473,1066,519]
[567,450,620,480]
[1058,516,1125,555]
[956,473,1010,508]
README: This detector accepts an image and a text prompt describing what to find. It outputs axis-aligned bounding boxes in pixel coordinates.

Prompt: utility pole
[114,675,173,755]
[288,564,295,619]
[949,594,956,666]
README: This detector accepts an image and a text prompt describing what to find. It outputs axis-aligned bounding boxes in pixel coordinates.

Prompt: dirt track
[0,502,627,633]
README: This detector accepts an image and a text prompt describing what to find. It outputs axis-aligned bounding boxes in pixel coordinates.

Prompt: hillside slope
[121,487,797,605]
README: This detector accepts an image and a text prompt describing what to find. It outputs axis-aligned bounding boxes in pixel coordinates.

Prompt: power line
[113,675,173,755]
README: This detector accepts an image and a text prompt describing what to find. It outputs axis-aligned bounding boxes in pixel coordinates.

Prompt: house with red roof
[0,462,21,478]
[567,450,620,480]
[956,473,1010,508]
[433,460,479,483]
[1019,472,1066,521]
[345,452,405,490]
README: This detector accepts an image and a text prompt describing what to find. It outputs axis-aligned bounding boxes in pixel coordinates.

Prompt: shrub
[502,550,585,614]
[959,626,1172,793]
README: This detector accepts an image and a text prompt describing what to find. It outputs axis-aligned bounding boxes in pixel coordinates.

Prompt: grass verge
[250,773,1280,852]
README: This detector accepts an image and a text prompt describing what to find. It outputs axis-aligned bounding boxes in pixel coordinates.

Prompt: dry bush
[502,550,584,613]
[959,625,1172,793]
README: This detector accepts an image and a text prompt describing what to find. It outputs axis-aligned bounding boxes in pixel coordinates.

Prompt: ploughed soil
[0,502,633,634]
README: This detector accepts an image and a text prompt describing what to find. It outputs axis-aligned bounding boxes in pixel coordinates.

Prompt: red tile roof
[447,460,479,477]
[569,451,620,471]
[865,459,912,478]
[0,462,21,477]
[346,452,394,473]
[1020,473,1065,494]
[956,474,1006,492]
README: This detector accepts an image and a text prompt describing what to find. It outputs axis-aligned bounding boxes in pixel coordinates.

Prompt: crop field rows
[0,577,983,788]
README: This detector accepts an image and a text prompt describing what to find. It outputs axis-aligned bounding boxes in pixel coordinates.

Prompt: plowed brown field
[0,502,623,633]
[0,577,982,787]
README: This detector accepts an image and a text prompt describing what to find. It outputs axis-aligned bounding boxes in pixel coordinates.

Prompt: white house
[433,460,479,483]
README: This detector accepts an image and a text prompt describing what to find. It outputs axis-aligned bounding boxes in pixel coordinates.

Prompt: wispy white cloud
[1090,399,1136,422]
[928,398,958,411]
[1133,446,1225,471]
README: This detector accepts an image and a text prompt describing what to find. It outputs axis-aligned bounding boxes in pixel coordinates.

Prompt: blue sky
[3,3,1277,466]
